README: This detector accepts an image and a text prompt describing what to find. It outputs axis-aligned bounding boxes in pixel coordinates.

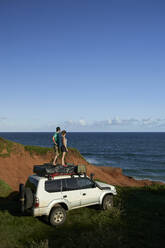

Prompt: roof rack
[33,164,87,178]
[47,172,87,180]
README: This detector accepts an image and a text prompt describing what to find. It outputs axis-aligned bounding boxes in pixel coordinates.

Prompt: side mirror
[90,173,94,180]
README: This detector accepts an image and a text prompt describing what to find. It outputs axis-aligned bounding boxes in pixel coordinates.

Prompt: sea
[0,132,165,183]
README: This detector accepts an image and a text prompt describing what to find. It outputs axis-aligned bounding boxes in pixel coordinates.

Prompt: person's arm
[52,135,57,145]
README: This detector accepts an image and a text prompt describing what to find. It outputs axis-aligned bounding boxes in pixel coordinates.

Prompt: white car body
[25,174,117,218]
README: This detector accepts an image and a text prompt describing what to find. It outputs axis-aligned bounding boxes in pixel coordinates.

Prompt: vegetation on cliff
[24,145,52,155]
[0,137,14,157]
[0,136,85,159]
[24,145,85,160]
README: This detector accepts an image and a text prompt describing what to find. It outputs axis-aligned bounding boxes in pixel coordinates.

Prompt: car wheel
[102,195,113,210]
[49,206,66,226]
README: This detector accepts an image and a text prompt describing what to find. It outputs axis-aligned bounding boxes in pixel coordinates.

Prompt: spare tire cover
[19,184,25,213]
[24,188,33,209]
[19,184,24,196]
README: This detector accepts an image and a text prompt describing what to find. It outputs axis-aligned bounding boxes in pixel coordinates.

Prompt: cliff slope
[0,137,163,190]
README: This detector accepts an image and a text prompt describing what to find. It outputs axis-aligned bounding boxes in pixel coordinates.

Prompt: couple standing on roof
[52,127,68,166]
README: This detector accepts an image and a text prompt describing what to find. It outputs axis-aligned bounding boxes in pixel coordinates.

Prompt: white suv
[20,174,117,226]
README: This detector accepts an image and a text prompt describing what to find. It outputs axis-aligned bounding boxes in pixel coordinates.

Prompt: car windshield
[77,177,95,189]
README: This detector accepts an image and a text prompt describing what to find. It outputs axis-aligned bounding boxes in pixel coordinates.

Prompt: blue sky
[0,0,165,131]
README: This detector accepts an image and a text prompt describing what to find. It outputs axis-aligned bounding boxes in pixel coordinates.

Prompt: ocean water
[0,132,165,183]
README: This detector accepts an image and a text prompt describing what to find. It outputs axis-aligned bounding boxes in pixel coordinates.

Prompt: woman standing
[61,130,68,166]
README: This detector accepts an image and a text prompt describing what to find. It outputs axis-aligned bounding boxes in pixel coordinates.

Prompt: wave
[85,157,100,165]
[133,175,165,183]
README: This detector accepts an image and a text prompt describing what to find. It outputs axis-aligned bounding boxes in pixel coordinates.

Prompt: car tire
[49,206,66,226]
[24,188,33,209]
[102,194,114,210]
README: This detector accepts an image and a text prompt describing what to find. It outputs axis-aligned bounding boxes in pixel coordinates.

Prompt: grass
[0,137,14,157]
[24,146,52,156]
[24,146,84,159]
[0,179,12,197]
[0,181,165,248]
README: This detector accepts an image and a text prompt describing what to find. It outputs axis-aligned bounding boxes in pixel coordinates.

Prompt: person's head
[56,127,61,133]
[61,130,66,136]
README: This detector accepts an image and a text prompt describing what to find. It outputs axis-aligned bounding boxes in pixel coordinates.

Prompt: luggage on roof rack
[33,163,86,177]
[77,164,86,174]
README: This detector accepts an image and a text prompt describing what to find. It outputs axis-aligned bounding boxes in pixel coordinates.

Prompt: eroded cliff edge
[0,137,164,190]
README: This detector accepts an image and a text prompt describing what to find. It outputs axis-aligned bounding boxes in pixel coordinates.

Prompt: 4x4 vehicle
[19,170,117,226]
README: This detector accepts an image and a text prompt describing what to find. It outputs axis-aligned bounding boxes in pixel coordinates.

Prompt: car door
[61,178,81,209]
[77,177,101,206]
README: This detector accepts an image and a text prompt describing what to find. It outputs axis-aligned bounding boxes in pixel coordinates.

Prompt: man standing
[52,127,61,165]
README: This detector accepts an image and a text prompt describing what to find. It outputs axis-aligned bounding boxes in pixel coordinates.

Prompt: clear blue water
[0,132,165,183]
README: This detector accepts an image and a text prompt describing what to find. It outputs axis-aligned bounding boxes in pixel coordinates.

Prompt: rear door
[25,177,38,194]
[61,178,81,208]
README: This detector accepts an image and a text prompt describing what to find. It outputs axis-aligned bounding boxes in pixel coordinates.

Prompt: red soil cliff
[0,139,163,190]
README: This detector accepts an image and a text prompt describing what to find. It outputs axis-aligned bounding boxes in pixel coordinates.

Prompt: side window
[45,179,62,193]
[77,178,95,189]
[61,179,67,191]
[64,178,79,191]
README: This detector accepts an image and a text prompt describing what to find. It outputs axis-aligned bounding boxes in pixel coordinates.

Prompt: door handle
[82,193,86,196]
[63,195,67,198]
